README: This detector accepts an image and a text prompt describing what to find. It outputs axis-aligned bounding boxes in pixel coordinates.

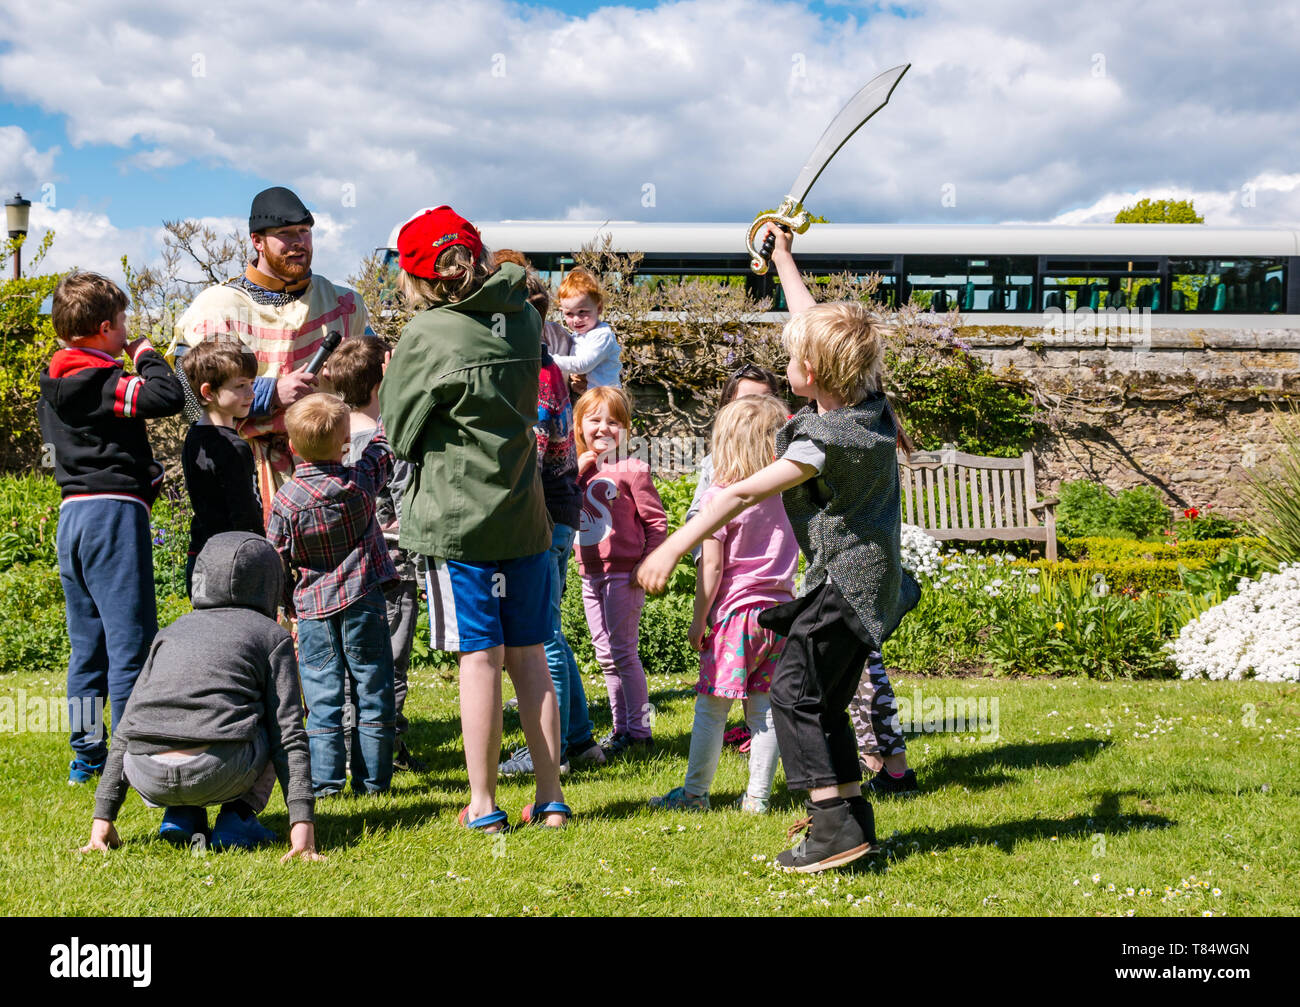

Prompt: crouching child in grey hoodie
[81,532,320,860]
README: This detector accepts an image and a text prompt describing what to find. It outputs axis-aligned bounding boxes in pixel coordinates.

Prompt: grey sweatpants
[122,732,275,811]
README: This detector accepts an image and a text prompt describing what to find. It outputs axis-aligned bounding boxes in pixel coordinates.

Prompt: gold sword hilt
[746,196,812,274]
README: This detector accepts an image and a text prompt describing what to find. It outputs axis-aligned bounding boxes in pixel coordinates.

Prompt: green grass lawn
[2,666,1297,916]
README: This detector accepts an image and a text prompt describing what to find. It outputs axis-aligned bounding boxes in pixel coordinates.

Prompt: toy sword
[746,63,911,273]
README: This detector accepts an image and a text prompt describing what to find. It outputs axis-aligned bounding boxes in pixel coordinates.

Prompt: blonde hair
[285,393,350,462]
[398,243,497,307]
[782,301,890,406]
[573,385,632,456]
[711,395,789,487]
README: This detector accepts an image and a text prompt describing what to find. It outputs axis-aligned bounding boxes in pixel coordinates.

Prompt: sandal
[520,801,572,828]
[458,805,509,832]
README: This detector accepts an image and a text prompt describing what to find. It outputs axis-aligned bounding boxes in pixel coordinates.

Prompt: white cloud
[0,125,59,195]
[1,0,1297,280]
[23,203,156,284]
[1037,172,1300,227]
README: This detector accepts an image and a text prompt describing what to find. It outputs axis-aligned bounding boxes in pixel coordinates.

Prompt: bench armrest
[1028,496,1059,511]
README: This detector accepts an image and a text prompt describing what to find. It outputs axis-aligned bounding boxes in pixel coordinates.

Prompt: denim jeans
[546,524,594,749]
[298,587,395,794]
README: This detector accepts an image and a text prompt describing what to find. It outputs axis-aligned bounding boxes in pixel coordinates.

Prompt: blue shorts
[423,551,552,653]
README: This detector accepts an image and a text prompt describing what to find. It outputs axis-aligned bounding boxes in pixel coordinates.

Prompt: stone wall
[960,322,1300,516]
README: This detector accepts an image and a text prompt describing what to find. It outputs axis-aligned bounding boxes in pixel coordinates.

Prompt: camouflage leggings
[850,651,907,758]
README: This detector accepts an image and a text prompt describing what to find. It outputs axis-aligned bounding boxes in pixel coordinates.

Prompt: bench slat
[990,468,1003,529]
[936,463,950,530]
[980,469,992,528]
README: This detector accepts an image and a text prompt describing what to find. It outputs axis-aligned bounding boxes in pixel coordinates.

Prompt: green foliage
[149,485,194,602]
[0,233,62,472]
[1244,406,1300,564]
[1061,536,1264,563]
[653,472,699,595]
[157,594,193,629]
[0,471,61,567]
[1173,509,1244,541]
[1113,198,1204,224]
[560,558,698,681]
[886,558,1179,678]
[1171,543,1272,627]
[1057,480,1169,540]
[888,350,1039,457]
[1005,558,1195,593]
[0,562,70,673]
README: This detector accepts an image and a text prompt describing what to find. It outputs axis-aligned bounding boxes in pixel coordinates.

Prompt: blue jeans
[545,523,594,750]
[58,498,157,763]
[297,587,395,794]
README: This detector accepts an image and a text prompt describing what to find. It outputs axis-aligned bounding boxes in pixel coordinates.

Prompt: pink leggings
[580,571,651,739]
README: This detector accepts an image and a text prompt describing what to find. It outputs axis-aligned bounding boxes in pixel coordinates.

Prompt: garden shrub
[0,562,70,673]
[888,349,1039,457]
[1245,406,1300,565]
[1057,480,1170,539]
[0,472,61,567]
[886,557,1179,679]
[559,558,698,681]
[1171,563,1300,681]
[1061,536,1264,563]
[149,485,194,601]
[1173,508,1246,541]
[0,235,62,472]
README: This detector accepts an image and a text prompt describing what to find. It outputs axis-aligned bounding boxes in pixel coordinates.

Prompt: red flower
[1183,507,1200,520]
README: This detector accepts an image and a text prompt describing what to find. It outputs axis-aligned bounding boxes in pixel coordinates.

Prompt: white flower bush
[900,523,942,578]
[1171,563,1300,682]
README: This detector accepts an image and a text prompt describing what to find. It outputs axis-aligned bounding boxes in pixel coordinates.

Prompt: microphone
[303,330,343,376]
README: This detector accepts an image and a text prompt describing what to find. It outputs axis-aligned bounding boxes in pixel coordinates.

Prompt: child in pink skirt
[573,386,668,757]
[649,395,798,813]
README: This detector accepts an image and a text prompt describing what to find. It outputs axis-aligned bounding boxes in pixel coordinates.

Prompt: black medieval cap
[248,186,315,234]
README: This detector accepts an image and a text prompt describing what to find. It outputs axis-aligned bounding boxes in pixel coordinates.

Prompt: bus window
[1171,258,1286,313]
[906,255,1034,311]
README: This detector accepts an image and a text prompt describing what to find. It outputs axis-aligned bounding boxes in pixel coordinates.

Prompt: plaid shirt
[266,428,398,619]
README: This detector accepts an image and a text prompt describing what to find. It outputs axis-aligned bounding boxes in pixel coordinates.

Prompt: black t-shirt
[182,423,264,557]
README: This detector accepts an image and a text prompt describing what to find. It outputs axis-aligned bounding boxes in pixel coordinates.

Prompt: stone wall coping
[959,325,1300,352]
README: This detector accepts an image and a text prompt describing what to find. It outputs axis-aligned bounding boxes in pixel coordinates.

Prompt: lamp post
[6,193,32,280]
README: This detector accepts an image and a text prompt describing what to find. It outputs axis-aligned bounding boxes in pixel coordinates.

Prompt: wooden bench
[899,444,1059,562]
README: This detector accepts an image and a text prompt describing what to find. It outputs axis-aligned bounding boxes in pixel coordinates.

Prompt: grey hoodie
[93,532,314,823]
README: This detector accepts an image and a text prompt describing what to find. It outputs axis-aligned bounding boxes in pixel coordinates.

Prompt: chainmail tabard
[777,395,920,649]
[228,273,307,308]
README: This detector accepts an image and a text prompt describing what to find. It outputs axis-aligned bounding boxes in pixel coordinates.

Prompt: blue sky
[3,0,1299,281]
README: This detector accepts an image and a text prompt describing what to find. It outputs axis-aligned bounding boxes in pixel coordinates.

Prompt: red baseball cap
[397,206,484,279]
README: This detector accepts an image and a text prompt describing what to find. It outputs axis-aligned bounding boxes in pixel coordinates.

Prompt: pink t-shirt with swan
[574,457,667,575]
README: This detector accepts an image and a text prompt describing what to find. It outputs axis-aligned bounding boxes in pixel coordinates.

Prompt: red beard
[264,244,311,282]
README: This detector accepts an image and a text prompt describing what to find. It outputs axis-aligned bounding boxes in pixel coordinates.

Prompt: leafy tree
[123,219,250,347]
[0,232,62,471]
[1113,198,1204,224]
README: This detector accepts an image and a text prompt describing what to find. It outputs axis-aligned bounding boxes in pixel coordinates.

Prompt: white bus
[380,220,1300,326]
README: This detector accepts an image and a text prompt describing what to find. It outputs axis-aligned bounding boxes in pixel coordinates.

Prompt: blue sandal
[458,805,509,832]
[521,801,572,828]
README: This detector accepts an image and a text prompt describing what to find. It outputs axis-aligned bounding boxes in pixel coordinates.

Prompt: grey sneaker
[736,795,770,814]
[498,747,570,778]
